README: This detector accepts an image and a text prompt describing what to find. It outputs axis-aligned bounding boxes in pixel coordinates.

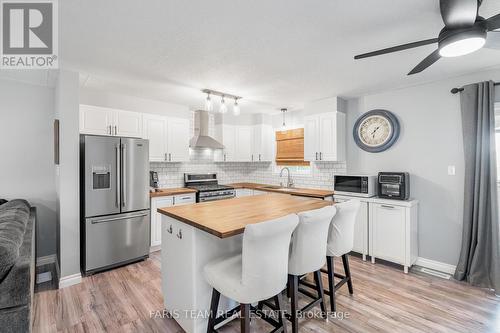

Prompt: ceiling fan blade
[407,50,441,75]
[354,38,438,60]
[486,13,500,31]
[440,0,478,28]
[485,31,500,49]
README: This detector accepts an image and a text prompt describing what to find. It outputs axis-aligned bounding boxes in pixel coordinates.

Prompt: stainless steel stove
[184,173,236,202]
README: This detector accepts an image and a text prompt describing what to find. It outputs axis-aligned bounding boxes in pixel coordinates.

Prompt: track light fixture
[202,89,242,115]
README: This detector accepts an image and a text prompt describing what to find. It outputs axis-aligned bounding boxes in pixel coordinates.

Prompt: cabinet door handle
[224,153,226,162]
[179,196,191,200]
[167,225,173,234]
[169,153,171,161]
[177,229,183,239]
[320,152,322,160]
[315,152,318,160]
[259,154,261,161]
[165,153,168,161]
[251,154,254,162]
[381,205,395,209]
[114,125,117,135]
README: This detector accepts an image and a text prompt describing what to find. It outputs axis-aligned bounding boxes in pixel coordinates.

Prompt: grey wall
[346,70,500,266]
[0,79,57,257]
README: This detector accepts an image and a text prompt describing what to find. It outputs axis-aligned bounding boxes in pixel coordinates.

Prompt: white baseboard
[36,254,57,267]
[415,257,456,275]
[59,273,82,288]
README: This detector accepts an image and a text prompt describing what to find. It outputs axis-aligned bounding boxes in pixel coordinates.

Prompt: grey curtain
[454,81,500,293]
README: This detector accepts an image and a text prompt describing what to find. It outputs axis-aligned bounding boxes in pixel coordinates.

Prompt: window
[275,128,310,166]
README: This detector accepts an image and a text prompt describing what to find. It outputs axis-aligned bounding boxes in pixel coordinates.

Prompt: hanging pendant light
[233,98,240,116]
[205,92,213,112]
[219,95,228,114]
[281,108,287,129]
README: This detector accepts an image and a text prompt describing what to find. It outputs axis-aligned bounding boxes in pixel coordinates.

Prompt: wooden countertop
[228,182,334,198]
[158,193,333,238]
[150,188,197,198]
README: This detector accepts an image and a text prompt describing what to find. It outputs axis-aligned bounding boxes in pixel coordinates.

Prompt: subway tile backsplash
[150,111,346,190]
[150,153,346,190]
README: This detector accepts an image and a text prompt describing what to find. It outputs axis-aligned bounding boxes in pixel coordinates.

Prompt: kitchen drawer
[174,193,196,205]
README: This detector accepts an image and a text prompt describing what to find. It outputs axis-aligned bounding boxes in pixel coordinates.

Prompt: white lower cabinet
[369,199,418,273]
[150,193,195,249]
[334,195,369,261]
[235,189,253,197]
[334,195,418,273]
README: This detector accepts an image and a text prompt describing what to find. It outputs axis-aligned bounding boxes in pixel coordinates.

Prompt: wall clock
[353,109,400,153]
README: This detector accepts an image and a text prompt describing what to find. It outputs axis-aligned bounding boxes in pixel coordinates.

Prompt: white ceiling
[33,1,500,112]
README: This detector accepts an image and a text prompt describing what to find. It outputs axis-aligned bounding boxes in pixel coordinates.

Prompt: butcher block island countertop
[158,193,333,238]
[228,182,334,198]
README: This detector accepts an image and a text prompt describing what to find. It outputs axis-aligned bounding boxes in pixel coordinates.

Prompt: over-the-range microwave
[333,175,377,198]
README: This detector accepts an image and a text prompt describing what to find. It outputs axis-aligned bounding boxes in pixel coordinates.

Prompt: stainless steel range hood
[189,110,224,149]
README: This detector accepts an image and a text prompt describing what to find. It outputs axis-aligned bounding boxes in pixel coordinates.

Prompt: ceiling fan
[354,0,500,75]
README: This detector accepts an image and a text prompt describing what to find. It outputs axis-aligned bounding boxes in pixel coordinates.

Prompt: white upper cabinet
[215,124,236,162]
[235,126,253,162]
[114,110,143,138]
[79,104,143,138]
[252,124,273,162]
[167,118,190,162]
[142,114,190,162]
[79,104,115,136]
[303,115,319,162]
[304,111,346,162]
[142,114,167,162]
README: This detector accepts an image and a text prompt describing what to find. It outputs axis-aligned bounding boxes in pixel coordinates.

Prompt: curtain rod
[451,82,500,94]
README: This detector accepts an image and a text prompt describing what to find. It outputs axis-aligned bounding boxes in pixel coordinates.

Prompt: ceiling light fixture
[205,92,213,112]
[281,108,287,129]
[438,25,487,58]
[233,98,240,116]
[220,95,227,114]
[202,89,242,115]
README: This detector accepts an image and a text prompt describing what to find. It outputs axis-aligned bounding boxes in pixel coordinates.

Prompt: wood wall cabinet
[79,104,142,138]
[142,114,190,162]
[304,111,346,162]
[150,193,195,249]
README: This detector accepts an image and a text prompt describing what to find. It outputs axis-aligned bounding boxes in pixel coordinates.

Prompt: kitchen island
[158,194,333,333]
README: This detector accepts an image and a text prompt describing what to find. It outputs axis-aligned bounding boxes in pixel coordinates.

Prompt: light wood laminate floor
[33,252,500,333]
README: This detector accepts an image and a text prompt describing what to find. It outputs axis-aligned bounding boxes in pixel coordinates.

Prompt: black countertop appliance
[377,172,410,200]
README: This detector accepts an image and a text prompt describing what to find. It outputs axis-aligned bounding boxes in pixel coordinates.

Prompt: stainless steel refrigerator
[80,135,150,275]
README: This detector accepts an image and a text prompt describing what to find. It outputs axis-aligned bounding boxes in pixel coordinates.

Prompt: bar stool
[287,206,337,333]
[324,199,360,312]
[204,214,299,333]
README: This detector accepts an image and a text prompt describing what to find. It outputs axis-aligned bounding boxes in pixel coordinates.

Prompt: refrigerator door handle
[115,144,120,208]
[91,212,148,224]
[121,143,127,208]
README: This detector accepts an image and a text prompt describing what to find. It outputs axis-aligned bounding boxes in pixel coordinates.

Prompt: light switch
[448,165,456,176]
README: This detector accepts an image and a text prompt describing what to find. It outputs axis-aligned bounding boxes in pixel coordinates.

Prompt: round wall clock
[353,109,400,153]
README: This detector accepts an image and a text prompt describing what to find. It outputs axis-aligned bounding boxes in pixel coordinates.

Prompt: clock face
[353,110,400,153]
[358,115,393,147]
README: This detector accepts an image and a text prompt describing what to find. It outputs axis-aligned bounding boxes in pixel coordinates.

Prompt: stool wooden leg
[288,274,299,333]
[342,254,354,294]
[275,294,288,333]
[240,303,251,333]
[326,256,336,312]
[314,270,326,318]
[207,288,220,333]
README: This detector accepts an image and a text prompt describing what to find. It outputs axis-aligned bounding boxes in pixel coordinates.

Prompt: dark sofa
[0,200,36,333]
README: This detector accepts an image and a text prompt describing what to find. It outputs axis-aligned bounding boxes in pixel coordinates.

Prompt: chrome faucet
[279,167,294,188]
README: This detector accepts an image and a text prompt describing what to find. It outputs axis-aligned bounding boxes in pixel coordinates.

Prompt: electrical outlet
[447,165,456,176]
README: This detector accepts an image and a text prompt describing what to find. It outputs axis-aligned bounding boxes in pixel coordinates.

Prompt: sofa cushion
[0,200,30,282]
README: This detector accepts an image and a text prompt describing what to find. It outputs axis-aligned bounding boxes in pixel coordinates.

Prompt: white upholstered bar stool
[287,206,337,333]
[204,214,299,333]
[323,199,360,312]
